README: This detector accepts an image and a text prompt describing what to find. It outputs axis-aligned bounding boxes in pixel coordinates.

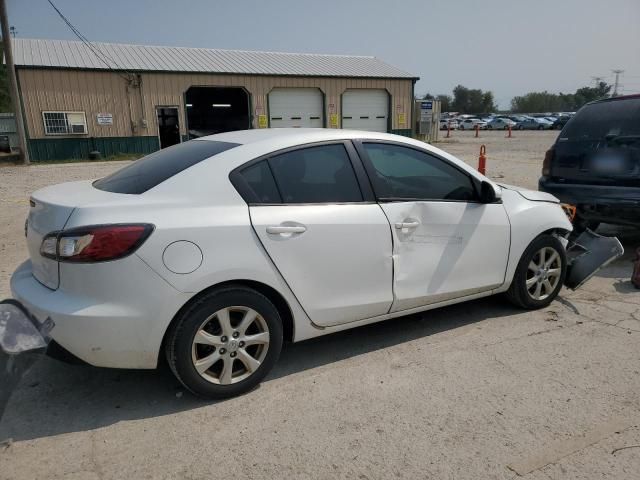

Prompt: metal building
[10,38,418,161]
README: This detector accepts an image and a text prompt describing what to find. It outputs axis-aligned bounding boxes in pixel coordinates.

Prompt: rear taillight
[542,148,554,176]
[40,224,154,263]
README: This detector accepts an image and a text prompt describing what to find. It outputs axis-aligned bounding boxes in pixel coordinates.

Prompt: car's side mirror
[479,181,500,203]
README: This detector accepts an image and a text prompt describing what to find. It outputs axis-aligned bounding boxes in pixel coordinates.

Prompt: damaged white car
[10,129,623,398]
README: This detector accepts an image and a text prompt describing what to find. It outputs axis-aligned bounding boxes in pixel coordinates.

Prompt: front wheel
[506,234,567,309]
[165,286,283,399]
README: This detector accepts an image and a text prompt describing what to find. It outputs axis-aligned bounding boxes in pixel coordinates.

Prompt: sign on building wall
[97,113,113,125]
[420,101,433,122]
[258,115,268,128]
[330,114,338,127]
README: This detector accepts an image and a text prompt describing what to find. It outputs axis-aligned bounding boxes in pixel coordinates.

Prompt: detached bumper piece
[0,300,54,420]
[564,230,624,290]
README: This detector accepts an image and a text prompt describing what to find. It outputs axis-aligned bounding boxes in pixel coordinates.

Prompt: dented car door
[356,141,511,312]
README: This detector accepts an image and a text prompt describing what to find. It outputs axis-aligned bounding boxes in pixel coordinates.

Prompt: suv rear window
[93,140,239,194]
[562,98,640,141]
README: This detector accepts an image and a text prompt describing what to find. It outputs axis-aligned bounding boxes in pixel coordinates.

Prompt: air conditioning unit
[70,123,87,134]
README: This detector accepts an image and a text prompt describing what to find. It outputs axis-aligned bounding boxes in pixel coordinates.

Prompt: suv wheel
[166,286,283,399]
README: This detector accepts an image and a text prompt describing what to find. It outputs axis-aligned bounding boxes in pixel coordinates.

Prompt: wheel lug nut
[239,341,245,347]
[219,348,226,354]
[232,331,239,338]
[230,352,237,358]
[221,336,227,342]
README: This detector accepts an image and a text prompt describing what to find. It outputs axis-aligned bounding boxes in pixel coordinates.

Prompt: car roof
[590,93,640,105]
[197,128,406,147]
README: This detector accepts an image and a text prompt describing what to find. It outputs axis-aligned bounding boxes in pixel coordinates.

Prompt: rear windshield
[93,140,239,194]
[561,98,640,141]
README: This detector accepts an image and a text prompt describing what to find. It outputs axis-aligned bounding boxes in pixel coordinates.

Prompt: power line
[46,0,132,82]
[612,69,624,96]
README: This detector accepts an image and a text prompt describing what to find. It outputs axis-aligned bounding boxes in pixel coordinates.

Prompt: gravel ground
[1,131,639,479]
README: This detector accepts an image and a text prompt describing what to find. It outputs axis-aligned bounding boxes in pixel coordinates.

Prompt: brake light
[542,148,554,176]
[40,224,154,263]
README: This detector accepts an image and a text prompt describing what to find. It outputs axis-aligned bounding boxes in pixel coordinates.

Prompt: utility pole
[0,0,29,164]
[612,69,624,97]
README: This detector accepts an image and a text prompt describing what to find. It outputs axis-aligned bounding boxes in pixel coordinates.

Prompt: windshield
[93,140,239,194]
[561,98,640,141]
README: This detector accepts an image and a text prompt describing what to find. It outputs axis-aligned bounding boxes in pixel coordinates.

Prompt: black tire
[538,125,544,130]
[518,125,524,130]
[506,234,567,309]
[165,286,283,399]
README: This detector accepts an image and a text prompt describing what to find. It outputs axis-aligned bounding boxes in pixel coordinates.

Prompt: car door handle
[266,225,307,234]
[394,221,420,229]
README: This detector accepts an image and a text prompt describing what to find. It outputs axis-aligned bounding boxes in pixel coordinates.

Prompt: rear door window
[267,144,363,203]
[562,98,640,141]
[94,140,239,194]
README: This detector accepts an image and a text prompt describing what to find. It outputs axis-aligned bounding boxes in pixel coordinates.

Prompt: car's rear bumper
[10,258,189,369]
[539,177,640,225]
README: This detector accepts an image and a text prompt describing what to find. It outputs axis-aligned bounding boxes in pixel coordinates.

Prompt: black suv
[539,94,640,230]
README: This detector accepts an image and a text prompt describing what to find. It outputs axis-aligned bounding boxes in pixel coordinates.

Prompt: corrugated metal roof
[12,38,417,79]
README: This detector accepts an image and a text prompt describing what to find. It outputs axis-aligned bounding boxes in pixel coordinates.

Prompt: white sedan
[10,129,619,399]
[458,118,488,130]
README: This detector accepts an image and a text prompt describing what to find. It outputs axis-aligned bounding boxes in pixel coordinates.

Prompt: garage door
[342,89,389,132]
[269,88,324,128]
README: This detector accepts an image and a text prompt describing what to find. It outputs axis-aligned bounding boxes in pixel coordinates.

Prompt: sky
[8,0,640,109]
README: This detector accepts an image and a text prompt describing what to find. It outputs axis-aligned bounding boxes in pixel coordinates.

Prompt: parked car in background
[507,115,528,123]
[14,128,614,400]
[516,117,553,130]
[539,94,640,231]
[487,118,516,130]
[552,116,571,130]
[440,119,459,130]
[458,118,488,130]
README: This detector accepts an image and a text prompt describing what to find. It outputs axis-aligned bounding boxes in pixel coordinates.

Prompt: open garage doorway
[185,86,250,138]
[156,107,181,149]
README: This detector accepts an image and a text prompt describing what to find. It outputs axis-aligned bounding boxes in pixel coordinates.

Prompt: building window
[42,111,88,135]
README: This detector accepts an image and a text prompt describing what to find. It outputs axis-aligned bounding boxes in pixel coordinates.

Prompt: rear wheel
[506,234,567,309]
[166,286,283,399]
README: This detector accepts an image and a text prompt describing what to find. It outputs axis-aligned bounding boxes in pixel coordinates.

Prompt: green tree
[510,82,612,113]
[436,94,452,112]
[573,82,612,107]
[452,85,497,113]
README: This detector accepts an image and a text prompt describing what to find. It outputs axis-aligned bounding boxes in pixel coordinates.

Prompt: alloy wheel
[191,306,270,385]
[526,246,562,300]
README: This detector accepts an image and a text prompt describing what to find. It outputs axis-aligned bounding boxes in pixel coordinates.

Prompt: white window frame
[42,111,88,135]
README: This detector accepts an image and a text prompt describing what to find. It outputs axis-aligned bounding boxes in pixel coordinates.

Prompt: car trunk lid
[26,180,127,290]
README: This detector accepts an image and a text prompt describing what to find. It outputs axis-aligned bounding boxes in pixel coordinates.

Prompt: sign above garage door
[342,89,389,133]
[269,88,324,128]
